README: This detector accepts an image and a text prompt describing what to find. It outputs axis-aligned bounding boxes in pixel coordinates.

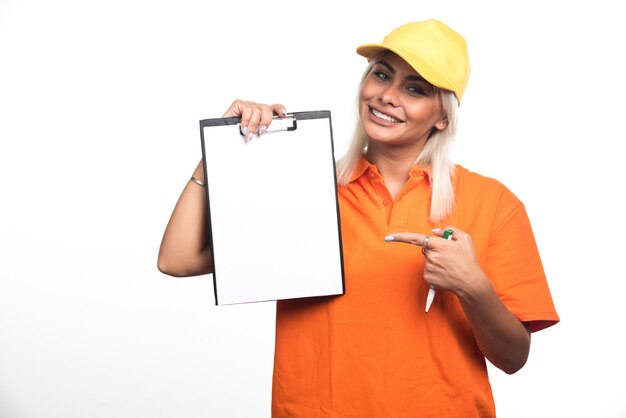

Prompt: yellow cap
[356,19,470,104]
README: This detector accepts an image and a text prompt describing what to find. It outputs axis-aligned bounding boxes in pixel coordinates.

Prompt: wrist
[190,176,205,186]
[191,161,205,186]
[455,271,493,305]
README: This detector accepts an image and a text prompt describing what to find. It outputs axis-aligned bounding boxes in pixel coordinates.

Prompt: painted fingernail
[432,228,442,232]
[258,125,267,135]
[242,127,248,135]
[384,235,395,242]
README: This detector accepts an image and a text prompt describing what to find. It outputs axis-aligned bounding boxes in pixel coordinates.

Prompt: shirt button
[383,200,390,206]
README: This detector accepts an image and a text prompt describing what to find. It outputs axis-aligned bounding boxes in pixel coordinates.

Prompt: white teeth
[372,108,400,123]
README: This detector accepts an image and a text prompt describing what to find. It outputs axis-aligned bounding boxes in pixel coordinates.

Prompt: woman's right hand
[157,99,288,277]
[222,100,287,141]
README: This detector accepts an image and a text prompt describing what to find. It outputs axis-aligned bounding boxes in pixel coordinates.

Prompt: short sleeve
[483,192,560,333]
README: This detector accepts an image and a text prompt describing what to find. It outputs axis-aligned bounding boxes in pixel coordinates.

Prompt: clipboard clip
[239,114,297,136]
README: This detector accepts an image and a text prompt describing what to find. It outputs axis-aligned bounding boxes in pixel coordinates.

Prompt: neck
[365,142,425,199]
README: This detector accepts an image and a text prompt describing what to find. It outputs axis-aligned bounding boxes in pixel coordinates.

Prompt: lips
[370,107,402,123]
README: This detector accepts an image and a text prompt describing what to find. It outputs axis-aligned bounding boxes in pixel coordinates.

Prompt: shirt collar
[349,156,432,183]
[349,156,373,182]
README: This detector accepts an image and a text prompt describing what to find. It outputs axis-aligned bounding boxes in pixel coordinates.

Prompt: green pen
[426,229,454,313]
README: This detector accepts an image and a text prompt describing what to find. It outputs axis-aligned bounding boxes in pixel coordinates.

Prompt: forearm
[157,160,213,277]
[456,274,531,374]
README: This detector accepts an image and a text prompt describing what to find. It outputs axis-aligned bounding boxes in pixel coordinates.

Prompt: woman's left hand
[385,227,489,298]
[386,226,532,374]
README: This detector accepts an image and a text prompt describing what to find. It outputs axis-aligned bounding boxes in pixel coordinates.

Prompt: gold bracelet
[190,176,205,187]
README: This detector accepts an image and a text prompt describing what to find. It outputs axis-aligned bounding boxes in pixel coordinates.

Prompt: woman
[158,19,559,417]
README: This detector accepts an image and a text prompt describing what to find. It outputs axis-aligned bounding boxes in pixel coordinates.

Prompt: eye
[372,71,390,82]
[406,85,426,96]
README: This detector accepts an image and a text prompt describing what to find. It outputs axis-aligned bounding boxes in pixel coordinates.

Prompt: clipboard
[199,111,345,305]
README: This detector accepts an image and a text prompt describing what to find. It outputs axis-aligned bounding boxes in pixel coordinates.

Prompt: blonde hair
[336,60,459,224]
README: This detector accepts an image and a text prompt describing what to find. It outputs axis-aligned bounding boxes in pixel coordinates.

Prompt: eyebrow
[376,60,428,83]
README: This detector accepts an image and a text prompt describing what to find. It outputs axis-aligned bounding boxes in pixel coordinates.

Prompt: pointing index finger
[384,232,428,247]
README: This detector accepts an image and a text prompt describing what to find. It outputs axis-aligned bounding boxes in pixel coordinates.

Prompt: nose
[380,83,400,107]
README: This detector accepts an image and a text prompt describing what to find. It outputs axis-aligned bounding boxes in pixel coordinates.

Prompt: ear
[435,118,448,131]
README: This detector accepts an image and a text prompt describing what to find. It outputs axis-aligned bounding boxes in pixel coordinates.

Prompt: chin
[363,123,396,142]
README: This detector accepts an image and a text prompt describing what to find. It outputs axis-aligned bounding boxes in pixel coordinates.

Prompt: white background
[1,0,624,417]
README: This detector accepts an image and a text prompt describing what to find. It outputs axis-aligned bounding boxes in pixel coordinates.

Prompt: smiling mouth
[370,107,402,123]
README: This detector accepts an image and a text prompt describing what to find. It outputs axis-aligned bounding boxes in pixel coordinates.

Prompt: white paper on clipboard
[200,111,345,305]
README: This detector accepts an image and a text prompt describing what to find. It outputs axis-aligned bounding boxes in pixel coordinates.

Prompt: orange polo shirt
[272,157,559,418]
